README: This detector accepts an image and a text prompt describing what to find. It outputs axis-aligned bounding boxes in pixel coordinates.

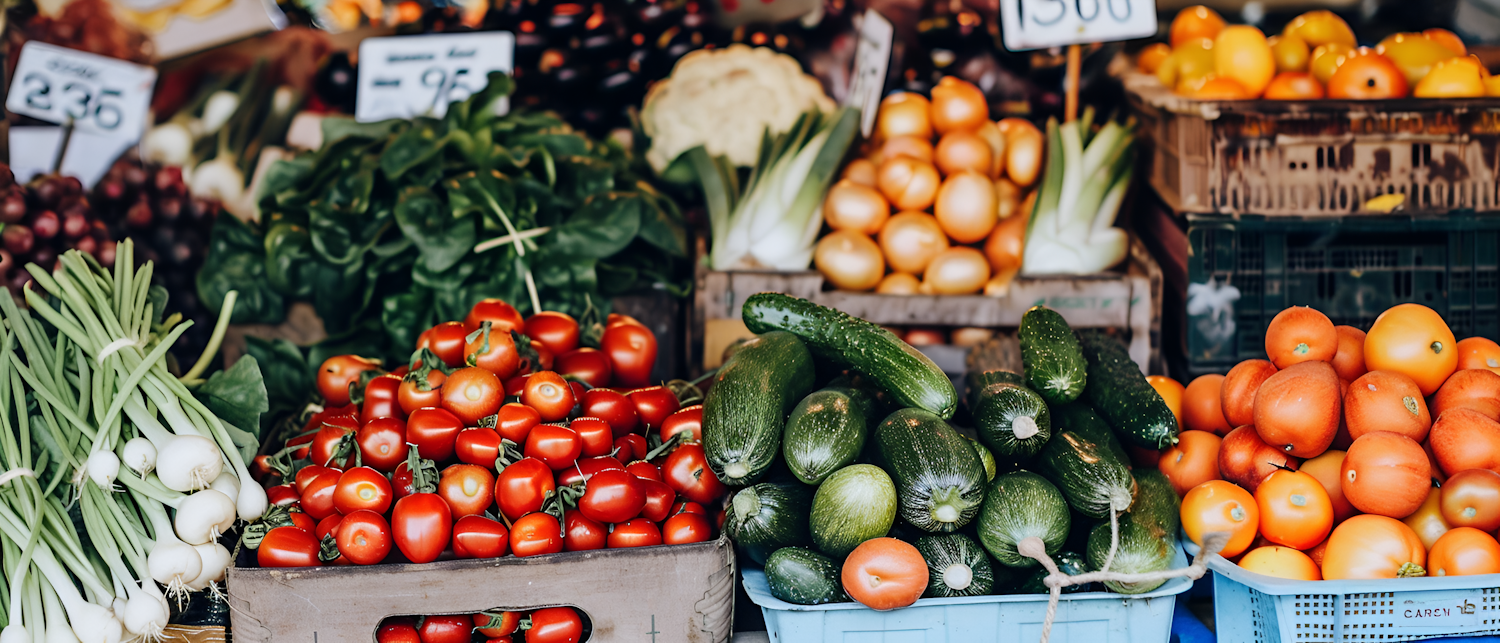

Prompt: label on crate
[6,42,156,138]
[355,32,515,123]
[1390,594,1480,630]
[844,9,894,137]
[997,0,1157,51]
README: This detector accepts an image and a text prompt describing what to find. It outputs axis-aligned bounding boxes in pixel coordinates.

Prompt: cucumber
[873,408,987,533]
[970,379,1051,459]
[1076,329,1178,450]
[1086,513,1177,594]
[915,534,993,598]
[810,464,897,558]
[764,547,850,605]
[1036,430,1137,521]
[965,370,1025,410]
[1130,469,1181,537]
[1019,306,1087,405]
[724,483,814,549]
[702,331,816,485]
[782,384,874,485]
[1019,551,1093,594]
[742,293,957,419]
[1052,402,1132,467]
[975,471,1070,568]
[964,436,997,483]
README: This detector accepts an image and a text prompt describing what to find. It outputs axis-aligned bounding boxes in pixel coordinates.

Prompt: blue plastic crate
[742,548,1192,643]
[1208,555,1500,643]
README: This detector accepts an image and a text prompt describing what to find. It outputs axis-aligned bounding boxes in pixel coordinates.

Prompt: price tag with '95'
[6,42,156,138]
[356,32,515,123]
[999,0,1156,51]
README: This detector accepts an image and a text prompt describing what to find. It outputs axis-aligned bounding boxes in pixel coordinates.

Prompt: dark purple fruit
[59,177,82,196]
[30,246,56,271]
[154,167,184,196]
[156,197,182,222]
[126,200,153,228]
[1,191,26,224]
[99,179,125,201]
[3,226,34,256]
[74,235,97,257]
[30,211,59,240]
[97,240,116,267]
[124,165,148,187]
[32,179,61,208]
[0,164,14,190]
[8,269,32,293]
[62,211,88,239]
[0,250,15,278]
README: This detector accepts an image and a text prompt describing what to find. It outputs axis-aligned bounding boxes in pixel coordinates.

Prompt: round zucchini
[783,386,871,485]
[964,436,997,483]
[966,370,1025,411]
[1086,513,1176,594]
[972,382,1052,459]
[1036,431,1136,521]
[724,482,814,549]
[810,464,897,558]
[765,547,850,605]
[1019,306,1087,405]
[1052,402,1131,467]
[873,408,987,533]
[915,534,993,598]
[975,471,1070,568]
[1019,550,1093,594]
[1130,468,1181,537]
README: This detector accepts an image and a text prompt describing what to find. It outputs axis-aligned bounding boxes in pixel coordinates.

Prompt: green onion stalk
[1021,109,1137,276]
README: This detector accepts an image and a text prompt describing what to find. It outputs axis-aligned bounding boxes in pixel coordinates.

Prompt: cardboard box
[227,536,736,643]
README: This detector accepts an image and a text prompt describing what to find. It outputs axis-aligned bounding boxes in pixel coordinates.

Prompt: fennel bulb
[1021,114,1135,276]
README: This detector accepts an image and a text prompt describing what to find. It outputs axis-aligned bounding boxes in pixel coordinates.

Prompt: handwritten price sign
[5,42,156,138]
[998,0,1156,51]
[843,10,894,137]
[356,32,515,122]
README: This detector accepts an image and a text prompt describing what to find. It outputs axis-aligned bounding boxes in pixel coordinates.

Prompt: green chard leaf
[193,355,271,465]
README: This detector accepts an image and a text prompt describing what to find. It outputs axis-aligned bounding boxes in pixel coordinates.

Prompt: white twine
[96,337,141,364]
[0,468,36,485]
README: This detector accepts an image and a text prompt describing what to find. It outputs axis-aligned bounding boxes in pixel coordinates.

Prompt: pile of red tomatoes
[377,607,585,643]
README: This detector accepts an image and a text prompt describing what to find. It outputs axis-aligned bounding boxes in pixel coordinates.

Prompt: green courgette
[1019,306,1088,404]
[702,330,816,485]
[742,293,957,419]
[970,378,1052,459]
[1019,551,1093,594]
[966,370,1025,410]
[782,383,875,485]
[1036,430,1137,521]
[1086,513,1177,594]
[964,436,997,483]
[810,464,897,558]
[764,547,850,605]
[723,482,814,549]
[915,534,993,597]
[1052,402,1132,467]
[1076,329,1178,449]
[1130,469,1181,537]
[873,408,987,533]
[975,471,1070,568]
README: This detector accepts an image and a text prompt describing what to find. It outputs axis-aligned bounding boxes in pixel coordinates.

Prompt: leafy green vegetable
[192,355,271,464]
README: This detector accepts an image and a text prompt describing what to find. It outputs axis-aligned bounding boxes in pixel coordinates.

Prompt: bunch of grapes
[0,164,118,294]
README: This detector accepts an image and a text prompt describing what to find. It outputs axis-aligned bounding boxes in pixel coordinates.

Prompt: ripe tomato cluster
[252,298,726,569]
[377,607,584,643]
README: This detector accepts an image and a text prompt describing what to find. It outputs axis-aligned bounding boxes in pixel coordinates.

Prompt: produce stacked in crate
[376,608,586,643]
[707,294,1184,609]
[1166,303,1500,579]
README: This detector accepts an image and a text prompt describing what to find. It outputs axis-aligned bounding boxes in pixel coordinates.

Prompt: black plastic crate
[1186,214,1500,375]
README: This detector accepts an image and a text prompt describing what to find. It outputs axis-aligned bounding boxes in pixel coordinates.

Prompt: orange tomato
[1305,537,1330,567]
[1170,6,1226,49]
[1301,450,1357,525]
[1429,368,1500,421]
[1222,359,1277,427]
[1265,306,1338,369]
[1255,470,1334,550]
[1192,76,1252,100]
[1160,430,1223,497]
[1220,425,1300,492]
[1363,303,1458,396]
[1456,337,1500,374]
[1403,483,1451,550]
[1428,527,1500,576]
[1183,374,1233,435]
[841,537,928,610]
[1310,43,1354,84]
[1342,431,1431,518]
[1239,546,1322,580]
[1182,480,1260,558]
[1283,10,1356,50]
[1262,72,1325,99]
[1321,514,1427,580]
[1423,28,1467,56]
[1214,26,1276,97]
[1331,325,1368,381]
[1138,43,1173,74]
[1327,49,1409,99]
[1440,469,1500,532]
[1253,361,1341,458]
[1344,370,1432,442]
[1269,35,1310,73]
[1429,407,1500,476]
[1146,375,1185,430]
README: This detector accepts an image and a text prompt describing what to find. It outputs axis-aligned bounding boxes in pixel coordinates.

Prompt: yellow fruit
[1159,38,1217,93]
[1485,75,1500,97]
[1378,33,1465,87]
[1171,6,1227,49]
[1138,43,1172,74]
[1414,56,1487,98]
[1310,43,1353,84]
[1284,10,1356,49]
[1270,34,1310,73]
[1215,26,1276,97]
[1423,28,1467,56]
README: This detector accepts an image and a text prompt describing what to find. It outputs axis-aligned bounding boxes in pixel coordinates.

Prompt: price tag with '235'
[998,0,1156,51]
[356,32,515,123]
[6,42,156,138]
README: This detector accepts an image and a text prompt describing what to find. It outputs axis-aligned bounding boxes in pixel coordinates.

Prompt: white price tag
[356,32,515,123]
[998,0,1156,51]
[844,9,894,137]
[6,42,156,138]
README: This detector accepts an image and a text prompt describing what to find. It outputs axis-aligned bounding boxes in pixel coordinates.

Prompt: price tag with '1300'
[6,42,156,138]
[356,32,515,123]
[999,0,1156,51]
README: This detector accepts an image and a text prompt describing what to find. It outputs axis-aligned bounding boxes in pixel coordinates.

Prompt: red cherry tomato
[661,406,703,443]
[336,509,392,565]
[317,355,382,406]
[286,433,314,461]
[522,340,555,375]
[257,526,321,567]
[392,462,415,499]
[310,416,358,469]
[495,457,556,522]
[562,509,607,552]
[522,372,576,422]
[465,299,525,334]
[465,324,520,379]
[391,493,452,563]
[570,417,613,458]
[377,619,419,643]
[510,512,564,557]
[496,403,541,445]
[671,500,707,516]
[299,469,343,520]
[417,614,471,643]
[626,461,662,482]
[504,375,528,397]
[406,407,465,462]
[663,512,713,545]
[315,513,343,541]
[556,456,624,488]
[608,518,662,548]
[288,510,316,533]
[266,484,299,506]
[456,427,503,467]
[333,466,393,515]
[579,389,638,437]
[426,322,471,368]
[614,434,648,462]
[438,463,495,517]
[362,374,406,423]
[579,469,645,523]
[638,478,675,522]
[525,312,581,355]
[663,443,726,505]
[601,323,657,388]
[526,607,583,643]
[441,367,503,426]
[628,386,679,431]
[295,464,332,495]
[398,369,446,416]
[452,514,509,559]
[555,348,612,388]
[525,424,582,470]
[356,417,409,472]
[473,612,521,638]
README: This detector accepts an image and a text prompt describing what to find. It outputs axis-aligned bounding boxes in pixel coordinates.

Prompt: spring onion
[1020,111,1136,276]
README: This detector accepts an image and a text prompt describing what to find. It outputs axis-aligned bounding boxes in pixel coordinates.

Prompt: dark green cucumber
[1076,329,1178,449]
[971,379,1051,459]
[782,384,874,485]
[873,408,987,532]
[976,471,1070,568]
[810,464,897,558]
[1019,306,1087,404]
[702,331,815,485]
[742,293,957,419]
[765,547,850,605]
[965,370,1025,411]
[915,534,994,597]
[1036,430,1137,521]
[1019,551,1093,594]
[1130,469,1181,537]
[723,483,814,549]
[1086,512,1177,594]
[1052,402,1132,468]
[964,436,997,483]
